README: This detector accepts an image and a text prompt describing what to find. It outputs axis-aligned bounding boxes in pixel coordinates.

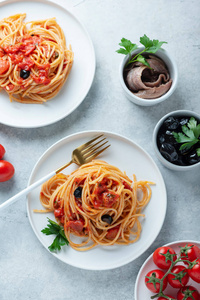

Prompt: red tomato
[177,286,200,300]
[180,244,200,265]
[54,208,64,218]
[65,220,84,232]
[18,57,35,71]
[0,144,5,159]
[145,269,168,293]
[0,59,10,74]
[106,225,120,240]
[158,296,175,300]
[168,265,189,288]
[153,246,177,269]
[0,160,15,182]
[102,191,119,207]
[188,259,200,283]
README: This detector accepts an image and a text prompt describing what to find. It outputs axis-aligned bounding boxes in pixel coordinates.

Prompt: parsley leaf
[172,117,200,155]
[116,34,167,66]
[116,38,138,59]
[136,54,150,68]
[41,218,69,252]
[140,34,167,53]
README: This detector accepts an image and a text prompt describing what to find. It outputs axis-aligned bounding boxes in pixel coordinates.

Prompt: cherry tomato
[158,296,175,300]
[188,258,200,283]
[153,246,177,269]
[0,160,15,182]
[180,244,200,265]
[177,286,200,300]
[0,144,5,159]
[145,269,168,293]
[168,265,189,288]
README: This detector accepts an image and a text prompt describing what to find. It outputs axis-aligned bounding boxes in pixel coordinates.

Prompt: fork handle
[0,170,56,211]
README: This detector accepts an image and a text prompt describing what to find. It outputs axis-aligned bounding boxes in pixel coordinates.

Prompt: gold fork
[0,134,110,211]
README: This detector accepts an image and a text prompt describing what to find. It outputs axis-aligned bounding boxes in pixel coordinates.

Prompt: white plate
[135,240,200,300]
[27,130,167,270]
[0,0,95,128]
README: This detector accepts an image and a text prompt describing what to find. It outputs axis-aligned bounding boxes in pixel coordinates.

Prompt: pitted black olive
[158,133,165,144]
[74,187,82,198]
[160,143,178,162]
[164,117,179,130]
[179,118,189,126]
[101,214,113,224]
[20,69,30,79]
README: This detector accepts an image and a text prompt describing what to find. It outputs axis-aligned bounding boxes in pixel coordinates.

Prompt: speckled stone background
[0,0,200,299]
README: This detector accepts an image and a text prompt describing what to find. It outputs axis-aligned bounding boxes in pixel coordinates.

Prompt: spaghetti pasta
[0,13,73,103]
[39,160,154,251]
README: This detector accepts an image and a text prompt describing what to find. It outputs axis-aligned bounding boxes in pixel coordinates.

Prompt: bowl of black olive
[119,47,178,106]
[153,110,200,170]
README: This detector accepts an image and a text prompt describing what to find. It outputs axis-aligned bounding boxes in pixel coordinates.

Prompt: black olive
[180,118,189,126]
[101,214,113,224]
[20,69,30,79]
[164,117,179,130]
[160,143,178,162]
[179,146,193,156]
[185,151,200,165]
[74,187,82,198]
[158,133,165,144]
[164,130,177,144]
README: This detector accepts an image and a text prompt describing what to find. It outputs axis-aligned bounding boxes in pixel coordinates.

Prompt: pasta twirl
[38,160,154,251]
[0,14,73,103]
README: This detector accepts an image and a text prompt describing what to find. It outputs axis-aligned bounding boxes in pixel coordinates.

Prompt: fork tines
[81,134,110,161]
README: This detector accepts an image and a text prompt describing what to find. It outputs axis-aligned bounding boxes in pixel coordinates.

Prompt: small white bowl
[153,110,200,171]
[119,47,178,106]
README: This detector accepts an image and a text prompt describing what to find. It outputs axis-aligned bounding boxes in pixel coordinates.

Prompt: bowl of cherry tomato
[135,240,200,300]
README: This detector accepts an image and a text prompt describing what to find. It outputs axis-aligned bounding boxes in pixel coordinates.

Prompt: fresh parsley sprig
[172,117,200,156]
[41,218,69,252]
[116,34,167,68]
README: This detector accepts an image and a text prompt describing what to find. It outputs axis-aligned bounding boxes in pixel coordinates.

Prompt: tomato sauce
[2,34,51,85]
[92,180,119,208]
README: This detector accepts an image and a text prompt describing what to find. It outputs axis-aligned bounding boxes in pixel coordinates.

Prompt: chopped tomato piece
[102,191,119,207]
[122,180,132,190]
[32,63,51,85]
[0,59,9,74]
[18,57,35,71]
[9,53,23,64]
[65,219,84,232]
[37,63,50,71]
[7,83,15,91]
[3,44,20,54]
[106,226,120,240]
[54,208,64,218]
[32,75,51,85]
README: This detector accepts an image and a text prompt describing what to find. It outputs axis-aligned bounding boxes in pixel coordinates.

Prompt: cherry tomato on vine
[153,246,177,269]
[180,244,200,265]
[0,160,15,182]
[188,258,200,283]
[145,269,168,293]
[158,296,175,300]
[168,265,189,288]
[177,285,200,300]
[0,144,5,159]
